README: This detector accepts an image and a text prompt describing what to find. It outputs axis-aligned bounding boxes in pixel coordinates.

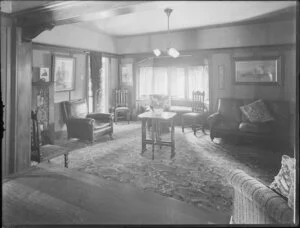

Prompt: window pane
[138,67,153,99]
[170,68,185,99]
[153,68,168,95]
[188,66,209,104]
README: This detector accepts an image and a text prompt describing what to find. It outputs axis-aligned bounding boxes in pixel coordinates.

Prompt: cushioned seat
[169,106,192,113]
[115,106,129,111]
[239,122,271,134]
[94,121,111,130]
[181,112,201,117]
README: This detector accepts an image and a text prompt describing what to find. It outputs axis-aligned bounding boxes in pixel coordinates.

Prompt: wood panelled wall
[1,14,32,177]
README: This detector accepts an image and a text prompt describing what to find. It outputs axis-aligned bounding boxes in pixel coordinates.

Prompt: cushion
[269,155,295,207]
[115,107,129,111]
[239,122,271,134]
[94,121,111,130]
[70,101,88,118]
[170,106,193,113]
[240,99,274,123]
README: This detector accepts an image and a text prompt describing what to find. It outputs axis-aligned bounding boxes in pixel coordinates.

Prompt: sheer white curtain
[153,67,168,95]
[138,67,153,99]
[170,67,185,99]
[188,66,209,103]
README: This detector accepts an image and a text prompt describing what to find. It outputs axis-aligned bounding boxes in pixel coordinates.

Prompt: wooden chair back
[192,91,205,113]
[115,89,128,108]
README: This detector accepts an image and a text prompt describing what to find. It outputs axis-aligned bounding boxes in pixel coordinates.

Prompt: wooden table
[3,163,230,225]
[138,111,177,159]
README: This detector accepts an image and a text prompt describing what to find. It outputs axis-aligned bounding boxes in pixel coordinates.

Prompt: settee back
[61,99,88,123]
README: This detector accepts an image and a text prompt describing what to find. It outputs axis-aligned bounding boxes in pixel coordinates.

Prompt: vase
[153,108,163,116]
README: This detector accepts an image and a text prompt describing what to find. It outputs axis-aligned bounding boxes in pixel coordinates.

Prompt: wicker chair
[227,169,294,224]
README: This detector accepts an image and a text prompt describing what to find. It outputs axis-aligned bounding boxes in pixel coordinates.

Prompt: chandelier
[153,8,180,58]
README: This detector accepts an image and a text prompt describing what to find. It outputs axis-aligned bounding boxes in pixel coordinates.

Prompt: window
[188,66,209,103]
[153,68,168,95]
[87,56,110,113]
[137,65,209,105]
[138,67,153,100]
[170,67,185,99]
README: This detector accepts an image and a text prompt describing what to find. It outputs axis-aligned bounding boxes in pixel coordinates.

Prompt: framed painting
[39,67,50,82]
[52,55,75,92]
[121,63,133,87]
[233,56,281,85]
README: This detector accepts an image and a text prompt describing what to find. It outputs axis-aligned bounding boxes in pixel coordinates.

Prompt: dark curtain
[90,52,102,112]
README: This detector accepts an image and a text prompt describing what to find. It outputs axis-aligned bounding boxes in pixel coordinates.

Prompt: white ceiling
[1,1,296,37]
[74,1,296,36]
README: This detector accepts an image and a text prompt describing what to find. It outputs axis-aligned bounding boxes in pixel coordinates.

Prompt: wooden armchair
[114,89,131,124]
[61,99,113,143]
[181,91,207,135]
[31,110,69,167]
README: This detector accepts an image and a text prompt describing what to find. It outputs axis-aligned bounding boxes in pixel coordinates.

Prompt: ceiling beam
[14,1,160,28]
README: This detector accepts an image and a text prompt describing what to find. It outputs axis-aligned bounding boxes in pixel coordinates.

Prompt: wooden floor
[3,163,230,225]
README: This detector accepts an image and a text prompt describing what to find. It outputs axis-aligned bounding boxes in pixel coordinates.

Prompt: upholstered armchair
[61,99,113,143]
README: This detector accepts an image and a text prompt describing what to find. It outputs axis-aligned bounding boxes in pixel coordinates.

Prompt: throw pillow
[269,155,295,207]
[240,99,274,123]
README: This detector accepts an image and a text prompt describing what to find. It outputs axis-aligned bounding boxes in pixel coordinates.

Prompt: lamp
[153,8,180,58]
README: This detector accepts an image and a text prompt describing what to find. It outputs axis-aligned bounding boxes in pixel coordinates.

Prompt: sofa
[228,169,294,224]
[207,98,290,149]
[61,99,113,143]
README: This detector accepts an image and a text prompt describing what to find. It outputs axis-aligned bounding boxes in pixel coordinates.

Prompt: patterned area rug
[50,121,286,216]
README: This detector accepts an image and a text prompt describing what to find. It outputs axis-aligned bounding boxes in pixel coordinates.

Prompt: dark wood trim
[1,12,13,26]
[22,24,55,42]
[14,1,144,28]
[12,2,77,16]
[122,44,296,58]
[32,42,120,58]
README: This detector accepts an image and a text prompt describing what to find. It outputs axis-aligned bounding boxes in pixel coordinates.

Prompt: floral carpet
[50,121,286,216]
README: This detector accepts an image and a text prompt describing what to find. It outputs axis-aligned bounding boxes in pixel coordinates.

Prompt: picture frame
[218,65,225,89]
[52,55,75,92]
[39,67,50,82]
[233,56,281,85]
[121,63,133,87]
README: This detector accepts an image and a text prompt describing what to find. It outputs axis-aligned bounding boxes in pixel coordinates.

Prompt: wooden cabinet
[32,81,55,145]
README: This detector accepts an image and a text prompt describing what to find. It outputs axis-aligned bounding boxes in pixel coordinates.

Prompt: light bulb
[168,48,180,58]
[153,49,161,57]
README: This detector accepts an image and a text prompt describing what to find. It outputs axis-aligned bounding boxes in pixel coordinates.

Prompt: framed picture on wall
[121,63,133,87]
[39,67,50,82]
[233,56,281,85]
[218,65,225,89]
[52,55,75,92]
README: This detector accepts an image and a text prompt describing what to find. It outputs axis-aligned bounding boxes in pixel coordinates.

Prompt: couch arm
[228,169,293,224]
[66,118,95,141]
[207,112,221,128]
[86,113,113,122]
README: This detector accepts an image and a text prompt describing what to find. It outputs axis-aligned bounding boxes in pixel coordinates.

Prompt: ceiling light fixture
[153,8,180,58]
